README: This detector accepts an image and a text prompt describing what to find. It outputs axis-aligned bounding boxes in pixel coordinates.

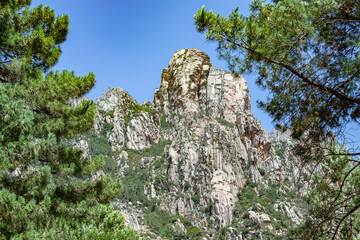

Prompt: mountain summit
[78,49,305,239]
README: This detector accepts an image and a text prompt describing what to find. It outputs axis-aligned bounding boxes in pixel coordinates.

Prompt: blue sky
[31,0,275,131]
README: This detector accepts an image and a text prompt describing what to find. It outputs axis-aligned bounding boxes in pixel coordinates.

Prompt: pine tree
[195,0,360,239]
[291,144,360,239]
[0,1,137,238]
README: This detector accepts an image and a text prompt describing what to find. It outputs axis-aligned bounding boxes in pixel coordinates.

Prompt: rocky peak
[154,48,252,123]
[96,87,137,112]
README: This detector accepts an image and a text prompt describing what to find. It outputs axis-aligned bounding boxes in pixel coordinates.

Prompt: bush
[258,168,266,176]
[192,194,200,204]
[245,179,258,188]
[129,102,153,114]
[215,117,236,128]
[276,148,285,157]
[86,130,112,157]
[188,226,202,240]
[160,115,173,129]
[142,140,172,157]
[205,202,212,216]
[184,181,191,191]
[143,209,188,238]
[219,225,230,240]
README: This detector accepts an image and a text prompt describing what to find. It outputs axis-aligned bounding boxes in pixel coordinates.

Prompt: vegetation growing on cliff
[88,129,205,239]
[225,180,298,239]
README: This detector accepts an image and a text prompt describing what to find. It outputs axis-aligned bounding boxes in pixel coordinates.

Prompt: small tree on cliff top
[0,1,137,238]
[195,0,360,239]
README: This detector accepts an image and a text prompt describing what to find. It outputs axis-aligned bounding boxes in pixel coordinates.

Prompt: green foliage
[83,128,118,176]
[160,115,173,129]
[129,102,153,114]
[232,182,294,238]
[0,1,137,239]
[184,181,191,191]
[0,1,68,73]
[143,209,202,239]
[142,140,172,157]
[108,110,115,118]
[219,225,230,240]
[258,168,265,176]
[143,209,181,238]
[153,158,164,169]
[195,0,360,137]
[291,144,360,239]
[118,140,204,239]
[219,144,224,152]
[86,130,112,157]
[102,122,113,134]
[98,109,115,118]
[121,159,150,205]
[245,179,258,188]
[275,148,285,158]
[174,114,185,120]
[195,1,360,238]
[191,193,200,205]
[204,202,212,217]
[119,140,171,207]
[188,226,202,240]
[215,117,236,128]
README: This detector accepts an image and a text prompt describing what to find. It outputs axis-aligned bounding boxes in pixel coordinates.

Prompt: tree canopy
[0,1,137,238]
[195,0,360,239]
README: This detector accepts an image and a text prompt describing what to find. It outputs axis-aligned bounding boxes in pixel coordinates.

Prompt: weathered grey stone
[96,87,135,112]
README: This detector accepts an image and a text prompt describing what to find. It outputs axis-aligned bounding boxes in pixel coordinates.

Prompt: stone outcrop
[248,211,272,228]
[78,48,305,239]
[96,87,135,112]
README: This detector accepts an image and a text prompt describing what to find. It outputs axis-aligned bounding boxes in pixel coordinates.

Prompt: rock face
[78,48,305,239]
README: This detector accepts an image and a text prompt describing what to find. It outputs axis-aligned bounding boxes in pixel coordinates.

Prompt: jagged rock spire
[154,48,252,123]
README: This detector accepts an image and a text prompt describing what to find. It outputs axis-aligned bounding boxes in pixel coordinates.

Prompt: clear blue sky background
[31,0,275,131]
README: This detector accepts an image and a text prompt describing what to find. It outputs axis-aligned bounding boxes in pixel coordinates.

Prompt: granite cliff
[76,49,306,239]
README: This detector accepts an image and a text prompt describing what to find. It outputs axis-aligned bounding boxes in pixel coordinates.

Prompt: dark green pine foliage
[291,144,360,239]
[195,0,360,239]
[0,1,137,239]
